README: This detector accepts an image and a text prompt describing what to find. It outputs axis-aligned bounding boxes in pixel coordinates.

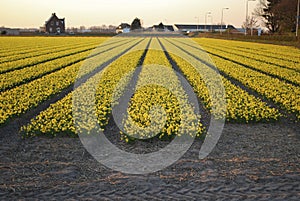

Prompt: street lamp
[221,8,229,35]
[210,15,213,32]
[296,0,299,37]
[205,12,211,32]
[195,16,199,31]
[245,0,256,36]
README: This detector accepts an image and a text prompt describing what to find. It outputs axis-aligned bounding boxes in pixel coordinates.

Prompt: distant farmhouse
[43,13,65,34]
[116,23,131,34]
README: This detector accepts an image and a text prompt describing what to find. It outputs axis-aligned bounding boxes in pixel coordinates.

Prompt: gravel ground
[0,118,299,200]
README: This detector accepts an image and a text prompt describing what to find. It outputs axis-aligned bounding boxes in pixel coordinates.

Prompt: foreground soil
[0,120,299,200]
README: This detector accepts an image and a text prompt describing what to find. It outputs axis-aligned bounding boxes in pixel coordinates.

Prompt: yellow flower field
[0,36,298,141]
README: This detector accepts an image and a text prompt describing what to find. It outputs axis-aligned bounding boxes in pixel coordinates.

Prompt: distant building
[175,24,236,33]
[44,13,65,34]
[116,23,131,34]
[0,27,20,35]
[152,23,174,32]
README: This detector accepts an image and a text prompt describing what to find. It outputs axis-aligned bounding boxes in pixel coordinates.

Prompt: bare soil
[0,118,299,200]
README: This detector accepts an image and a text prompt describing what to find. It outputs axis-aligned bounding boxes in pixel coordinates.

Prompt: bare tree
[108,25,116,30]
[242,16,259,35]
[101,24,107,30]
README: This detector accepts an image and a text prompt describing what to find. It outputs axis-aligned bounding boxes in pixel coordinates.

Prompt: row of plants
[193,38,300,63]
[0,38,133,91]
[194,41,300,85]
[194,38,299,68]
[161,38,280,122]
[0,39,104,64]
[0,41,101,73]
[21,39,150,137]
[122,46,203,141]
[170,38,300,119]
[0,37,106,57]
[209,54,300,119]
[0,38,142,125]
[21,38,204,140]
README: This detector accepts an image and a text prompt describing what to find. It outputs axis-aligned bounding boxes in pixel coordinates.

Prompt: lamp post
[195,16,199,31]
[221,8,229,35]
[210,15,213,32]
[296,0,299,37]
[205,12,211,32]
[245,0,256,36]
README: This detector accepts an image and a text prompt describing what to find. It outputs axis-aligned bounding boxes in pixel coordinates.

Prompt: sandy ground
[0,117,299,200]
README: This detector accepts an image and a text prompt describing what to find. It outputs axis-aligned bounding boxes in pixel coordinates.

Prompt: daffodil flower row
[174,38,299,119]
[0,38,106,64]
[21,38,149,137]
[195,41,300,85]
[193,38,300,64]
[161,38,280,122]
[1,38,141,125]
[0,41,104,73]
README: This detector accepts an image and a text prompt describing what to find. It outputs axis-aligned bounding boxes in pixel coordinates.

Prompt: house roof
[45,13,65,25]
[117,23,131,29]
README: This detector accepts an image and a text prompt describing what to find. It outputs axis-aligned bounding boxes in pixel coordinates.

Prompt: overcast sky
[1,0,258,28]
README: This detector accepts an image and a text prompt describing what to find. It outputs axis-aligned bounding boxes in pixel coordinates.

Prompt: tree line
[254,0,299,33]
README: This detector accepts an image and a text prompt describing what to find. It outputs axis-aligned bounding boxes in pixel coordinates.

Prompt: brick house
[45,13,65,34]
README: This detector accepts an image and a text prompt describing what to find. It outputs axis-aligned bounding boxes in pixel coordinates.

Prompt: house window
[51,21,54,26]
[56,21,59,26]
[61,20,64,24]
[50,27,53,32]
